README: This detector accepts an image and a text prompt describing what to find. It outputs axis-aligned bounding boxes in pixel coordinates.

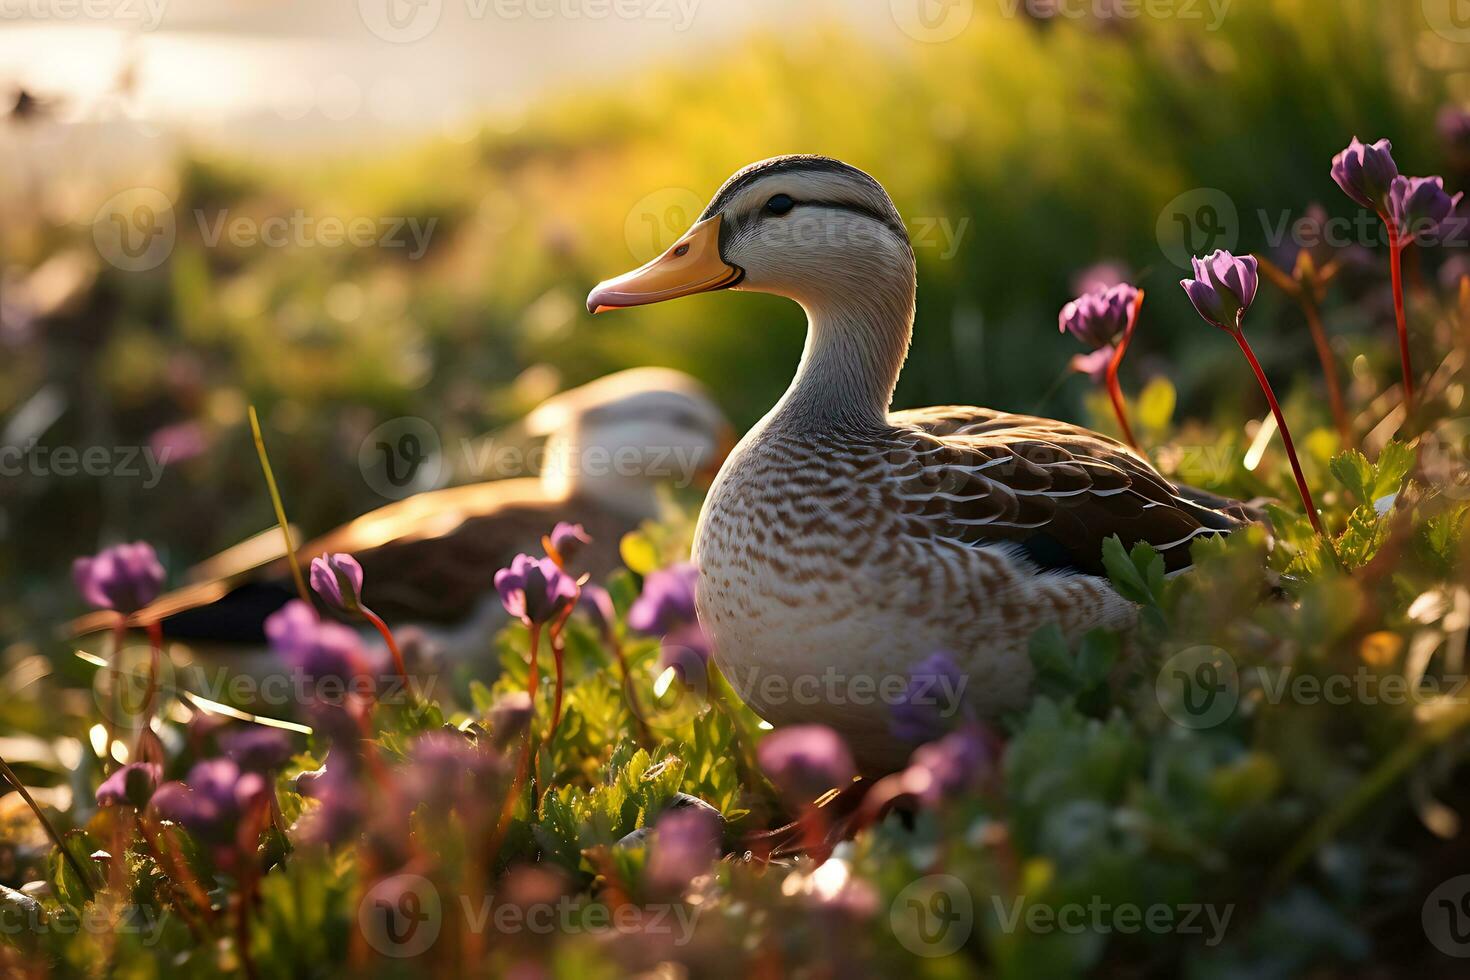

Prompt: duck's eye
[673,243,690,257]
[764,194,795,216]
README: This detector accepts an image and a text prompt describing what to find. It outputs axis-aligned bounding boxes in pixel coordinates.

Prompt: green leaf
[1101,536,1162,607]
[50,829,100,911]
[1136,376,1176,435]
[1329,449,1372,503]
[1368,440,1414,503]
[1335,505,1387,569]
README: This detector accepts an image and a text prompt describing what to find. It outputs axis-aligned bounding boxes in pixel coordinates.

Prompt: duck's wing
[71,482,631,640]
[888,406,1250,576]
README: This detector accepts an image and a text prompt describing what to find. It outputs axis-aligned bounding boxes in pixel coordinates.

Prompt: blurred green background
[1,0,1465,646]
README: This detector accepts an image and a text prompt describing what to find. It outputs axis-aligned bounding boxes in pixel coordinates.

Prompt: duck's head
[527,367,734,510]
[587,155,913,315]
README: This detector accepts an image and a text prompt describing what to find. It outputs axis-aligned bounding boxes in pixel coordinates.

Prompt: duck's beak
[587,214,742,314]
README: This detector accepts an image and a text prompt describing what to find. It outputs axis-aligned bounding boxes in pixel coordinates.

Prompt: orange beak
[587,214,742,314]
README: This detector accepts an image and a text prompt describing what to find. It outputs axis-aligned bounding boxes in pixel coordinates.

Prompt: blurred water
[0,0,892,162]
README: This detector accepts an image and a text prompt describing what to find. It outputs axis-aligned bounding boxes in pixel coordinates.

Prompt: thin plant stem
[248,405,310,605]
[1386,224,1415,413]
[359,606,407,682]
[103,617,125,771]
[0,754,97,900]
[1104,289,1145,452]
[1231,329,1325,537]
[549,629,566,738]
[1299,292,1350,444]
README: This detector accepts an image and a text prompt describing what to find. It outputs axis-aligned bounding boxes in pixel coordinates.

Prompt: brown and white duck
[589,156,1253,770]
[73,368,732,672]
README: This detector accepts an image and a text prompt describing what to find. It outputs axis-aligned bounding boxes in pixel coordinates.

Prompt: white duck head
[526,367,733,514]
[588,156,916,426]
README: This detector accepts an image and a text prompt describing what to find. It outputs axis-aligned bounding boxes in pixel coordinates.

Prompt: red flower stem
[1231,329,1325,537]
[359,607,407,683]
[135,620,164,762]
[103,617,126,770]
[549,630,566,739]
[1386,223,1415,413]
[1299,291,1350,443]
[1104,289,1144,452]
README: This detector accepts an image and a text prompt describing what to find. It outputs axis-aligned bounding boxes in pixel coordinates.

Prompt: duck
[72,368,732,678]
[588,155,1253,772]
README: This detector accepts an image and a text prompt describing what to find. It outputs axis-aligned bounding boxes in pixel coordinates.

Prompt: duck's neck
[770,254,916,431]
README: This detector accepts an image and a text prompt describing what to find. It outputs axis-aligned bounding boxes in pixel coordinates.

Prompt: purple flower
[95,762,160,808]
[548,522,591,565]
[577,584,616,637]
[1070,260,1130,296]
[73,542,165,613]
[1058,283,1139,350]
[406,732,502,811]
[220,726,294,773]
[889,652,966,743]
[494,554,578,625]
[151,759,268,845]
[1180,250,1259,332]
[656,622,711,683]
[1386,175,1464,247]
[1331,137,1399,212]
[309,553,364,613]
[627,563,700,635]
[905,726,995,806]
[265,600,370,684]
[489,691,533,746]
[1438,106,1470,158]
[148,421,208,466]
[758,725,857,803]
[647,807,721,893]
[296,759,363,847]
[1069,346,1116,384]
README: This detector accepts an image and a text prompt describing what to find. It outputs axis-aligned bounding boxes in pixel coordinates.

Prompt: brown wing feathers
[892,409,1247,576]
